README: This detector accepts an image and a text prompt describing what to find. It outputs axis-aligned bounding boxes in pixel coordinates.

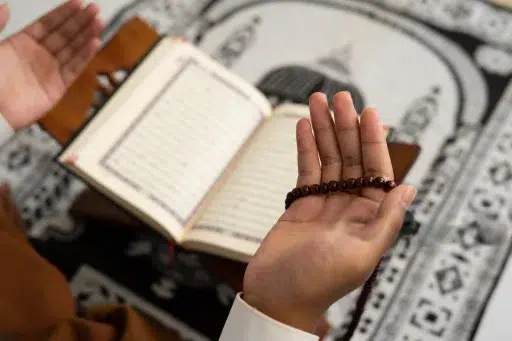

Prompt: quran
[58,37,417,262]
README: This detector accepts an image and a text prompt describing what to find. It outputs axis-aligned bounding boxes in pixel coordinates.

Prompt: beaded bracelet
[285,176,397,209]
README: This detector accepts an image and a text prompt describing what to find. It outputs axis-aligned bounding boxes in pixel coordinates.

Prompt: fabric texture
[0,193,184,341]
[219,294,319,341]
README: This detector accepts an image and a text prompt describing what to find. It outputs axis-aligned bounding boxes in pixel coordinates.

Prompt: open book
[58,38,386,262]
[59,38,308,262]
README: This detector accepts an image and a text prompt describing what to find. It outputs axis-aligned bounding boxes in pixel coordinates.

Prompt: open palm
[243,92,416,332]
[0,0,103,130]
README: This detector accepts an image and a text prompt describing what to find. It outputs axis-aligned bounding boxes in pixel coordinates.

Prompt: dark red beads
[345,178,356,190]
[285,176,398,209]
[319,183,329,194]
[384,180,397,192]
[310,184,320,194]
[291,187,301,198]
[374,176,385,188]
[338,180,346,191]
[328,181,339,192]
[363,176,374,186]
[300,185,311,196]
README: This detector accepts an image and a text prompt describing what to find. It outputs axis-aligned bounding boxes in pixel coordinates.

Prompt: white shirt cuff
[219,293,319,341]
[0,113,14,147]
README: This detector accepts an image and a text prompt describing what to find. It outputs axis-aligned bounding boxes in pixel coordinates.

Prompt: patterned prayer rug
[1,1,511,340]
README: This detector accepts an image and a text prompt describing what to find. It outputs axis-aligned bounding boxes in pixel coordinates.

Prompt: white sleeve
[219,293,319,341]
[0,114,14,147]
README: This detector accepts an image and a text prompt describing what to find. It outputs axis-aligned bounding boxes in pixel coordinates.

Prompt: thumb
[372,184,417,253]
[0,3,10,33]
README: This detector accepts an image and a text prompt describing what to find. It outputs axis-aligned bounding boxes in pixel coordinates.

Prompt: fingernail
[401,185,417,208]
[341,91,352,103]
[309,92,327,103]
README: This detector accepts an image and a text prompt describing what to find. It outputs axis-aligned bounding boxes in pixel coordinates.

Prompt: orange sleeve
[0,201,181,341]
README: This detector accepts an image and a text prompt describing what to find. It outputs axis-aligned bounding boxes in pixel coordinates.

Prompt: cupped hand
[0,0,104,130]
[243,92,417,332]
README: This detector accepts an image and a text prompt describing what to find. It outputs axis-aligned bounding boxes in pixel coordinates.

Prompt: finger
[296,119,321,187]
[309,92,342,183]
[42,2,100,55]
[360,108,394,202]
[61,37,101,86]
[23,0,83,41]
[370,185,417,254]
[57,16,104,64]
[0,3,10,33]
[333,91,364,180]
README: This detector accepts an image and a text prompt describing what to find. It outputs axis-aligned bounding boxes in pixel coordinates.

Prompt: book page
[59,38,271,240]
[184,104,310,259]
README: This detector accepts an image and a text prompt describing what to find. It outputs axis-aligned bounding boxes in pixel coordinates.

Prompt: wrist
[242,292,321,333]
